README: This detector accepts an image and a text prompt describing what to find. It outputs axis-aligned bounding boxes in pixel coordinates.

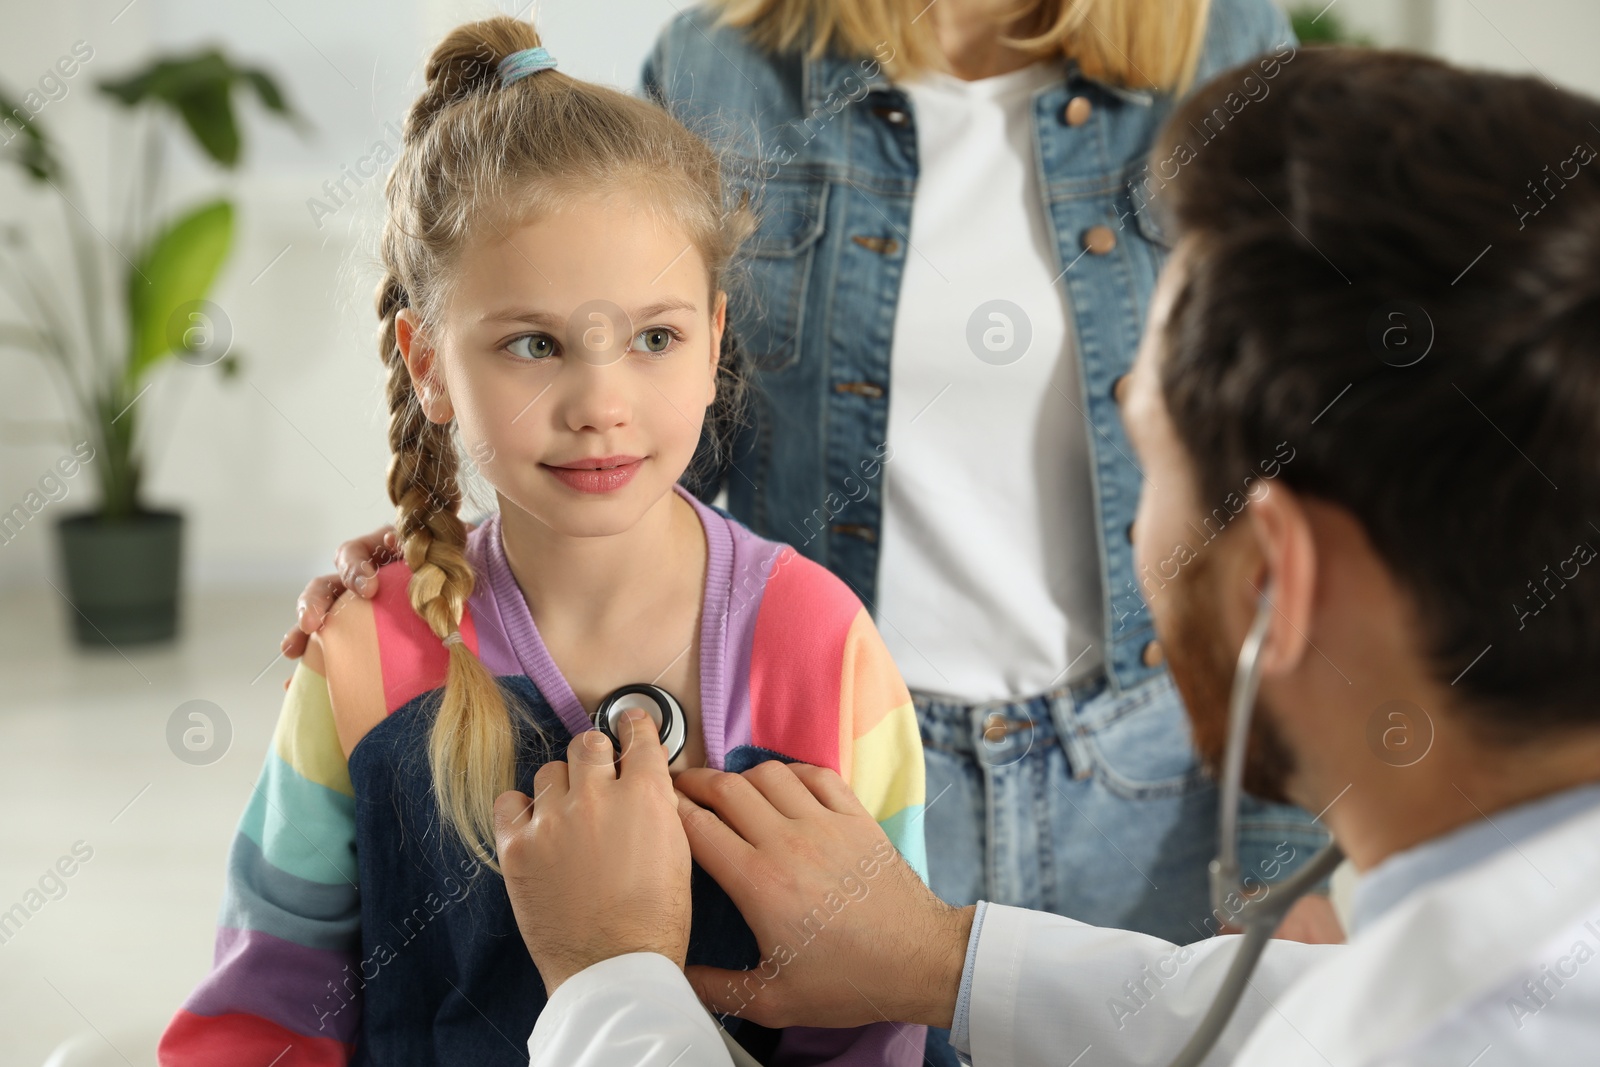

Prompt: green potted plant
[0,48,305,646]
[1288,5,1377,46]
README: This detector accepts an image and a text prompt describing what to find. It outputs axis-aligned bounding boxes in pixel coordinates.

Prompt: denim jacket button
[851,234,901,255]
[875,106,909,126]
[1083,225,1117,254]
[831,523,878,543]
[1063,95,1093,126]
[833,380,886,398]
[1141,640,1165,668]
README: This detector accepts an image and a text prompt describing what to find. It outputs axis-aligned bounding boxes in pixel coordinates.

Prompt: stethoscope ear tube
[1163,841,1344,1067]
[1163,590,1346,1067]
[592,683,687,763]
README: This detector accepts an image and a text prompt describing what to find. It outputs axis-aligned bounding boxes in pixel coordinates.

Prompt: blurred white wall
[1,0,1596,598]
[1335,0,1600,94]
[1435,0,1600,95]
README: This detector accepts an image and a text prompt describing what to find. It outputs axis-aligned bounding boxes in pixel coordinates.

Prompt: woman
[285,1,1341,1061]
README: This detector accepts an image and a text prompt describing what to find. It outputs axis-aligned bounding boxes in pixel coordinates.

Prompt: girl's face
[398,191,725,538]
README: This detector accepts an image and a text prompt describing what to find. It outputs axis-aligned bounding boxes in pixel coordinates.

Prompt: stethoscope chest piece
[593,683,686,762]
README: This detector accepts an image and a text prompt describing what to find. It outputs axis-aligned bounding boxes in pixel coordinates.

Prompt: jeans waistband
[912,666,1177,761]
[912,668,1109,721]
[913,668,1119,758]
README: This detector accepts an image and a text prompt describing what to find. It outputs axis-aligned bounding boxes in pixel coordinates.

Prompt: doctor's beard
[1159,548,1298,806]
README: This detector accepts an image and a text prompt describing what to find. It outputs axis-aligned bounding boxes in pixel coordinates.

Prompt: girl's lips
[540,456,644,494]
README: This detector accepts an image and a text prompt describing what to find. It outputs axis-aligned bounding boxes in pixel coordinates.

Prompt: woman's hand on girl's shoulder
[282,524,399,659]
[281,518,481,658]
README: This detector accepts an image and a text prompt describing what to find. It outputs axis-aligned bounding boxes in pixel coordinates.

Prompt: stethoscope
[1164,591,1345,1067]
[594,598,1344,1067]
[592,684,767,1066]
[592,683,688,763]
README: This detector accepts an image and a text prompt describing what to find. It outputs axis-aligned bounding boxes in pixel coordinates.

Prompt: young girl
[157,16,926,1067]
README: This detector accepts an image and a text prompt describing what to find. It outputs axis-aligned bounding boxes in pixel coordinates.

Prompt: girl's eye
[505,333,558,361]
[631,327,677,356]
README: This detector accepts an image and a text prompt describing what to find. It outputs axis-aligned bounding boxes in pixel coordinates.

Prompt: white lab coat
[528,801,1600,1066]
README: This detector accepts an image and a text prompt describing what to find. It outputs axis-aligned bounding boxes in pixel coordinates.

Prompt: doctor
[492,47,1600,1066]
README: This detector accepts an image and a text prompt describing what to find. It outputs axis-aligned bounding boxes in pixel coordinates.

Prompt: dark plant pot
[55,508,184,647]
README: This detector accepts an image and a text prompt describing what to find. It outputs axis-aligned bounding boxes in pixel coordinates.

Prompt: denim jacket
[646,0,1299,697]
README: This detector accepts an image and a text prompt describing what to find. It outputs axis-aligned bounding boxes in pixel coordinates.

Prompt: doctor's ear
[1243,480,1316,676]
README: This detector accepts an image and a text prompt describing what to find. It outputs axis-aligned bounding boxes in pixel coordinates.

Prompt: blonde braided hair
[374,15,754,873]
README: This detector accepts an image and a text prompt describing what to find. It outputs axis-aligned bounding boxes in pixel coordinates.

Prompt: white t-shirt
[877,59,1104,703]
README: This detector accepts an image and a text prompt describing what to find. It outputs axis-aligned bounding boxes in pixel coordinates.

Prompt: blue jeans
[916,670,1330,1066]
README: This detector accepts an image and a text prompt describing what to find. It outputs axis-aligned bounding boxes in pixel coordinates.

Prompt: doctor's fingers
[786,762,869,816]
[491,789,537,863]
[614,707,672,785]
[530,757,571,804]
[674,768,790,844]
[565,727,619,789]
[674,788,758,887]
[738,760,832,819]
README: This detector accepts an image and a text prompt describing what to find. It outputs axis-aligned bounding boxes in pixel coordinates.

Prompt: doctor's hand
[494,709,693,998]
[674,761,973,1031]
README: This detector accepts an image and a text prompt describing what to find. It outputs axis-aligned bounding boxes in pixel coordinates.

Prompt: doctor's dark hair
[1150,47,1600,739]
[376,15,754,872]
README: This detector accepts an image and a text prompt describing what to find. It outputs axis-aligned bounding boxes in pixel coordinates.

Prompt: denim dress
[643,3,1332,1060]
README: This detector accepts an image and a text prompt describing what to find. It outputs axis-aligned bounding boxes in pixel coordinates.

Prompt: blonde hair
[706,0,1214,92]
[377,15,753,873]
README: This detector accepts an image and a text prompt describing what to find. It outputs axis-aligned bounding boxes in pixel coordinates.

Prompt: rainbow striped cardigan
[159,484,928,1065]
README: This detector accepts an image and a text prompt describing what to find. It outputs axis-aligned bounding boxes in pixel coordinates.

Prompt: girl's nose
[559,303,635,431]
[560,358,632,432]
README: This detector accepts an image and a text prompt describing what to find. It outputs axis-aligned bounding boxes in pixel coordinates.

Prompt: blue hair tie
[497,46,557,87]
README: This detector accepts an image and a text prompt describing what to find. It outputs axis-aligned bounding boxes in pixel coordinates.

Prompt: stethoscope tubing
[1163,592,1345,1067]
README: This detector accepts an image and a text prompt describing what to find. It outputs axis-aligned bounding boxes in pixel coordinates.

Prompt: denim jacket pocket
[730,171,828,372]
[1082,674,1209,800]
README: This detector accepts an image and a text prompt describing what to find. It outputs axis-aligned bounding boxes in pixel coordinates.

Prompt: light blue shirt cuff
[947,900,989,1062]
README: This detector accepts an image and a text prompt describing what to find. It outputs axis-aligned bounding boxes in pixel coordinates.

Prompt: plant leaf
[240,68,311,137]
[175,83,240,167]
[126,198,234,384]
[0,86,63,182]
[240,69,286,115]
[99,51,251,167]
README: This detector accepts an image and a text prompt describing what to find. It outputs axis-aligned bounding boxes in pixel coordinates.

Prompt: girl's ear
[397,308,455,424]
[706,290,728,407]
